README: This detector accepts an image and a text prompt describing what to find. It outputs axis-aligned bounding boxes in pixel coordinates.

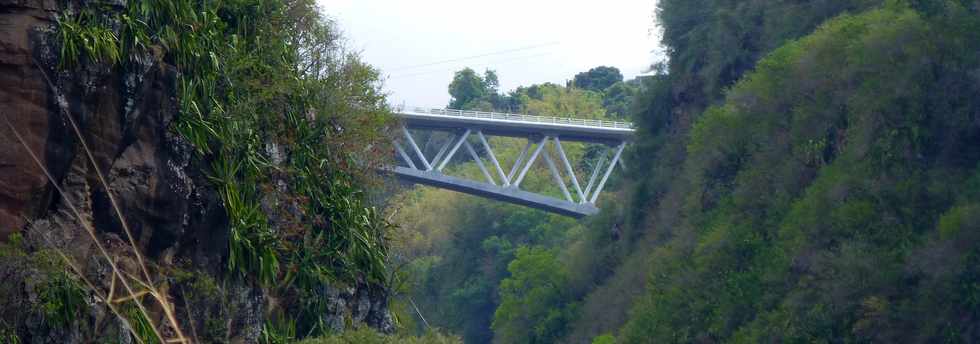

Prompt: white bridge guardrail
[396,106,634,130]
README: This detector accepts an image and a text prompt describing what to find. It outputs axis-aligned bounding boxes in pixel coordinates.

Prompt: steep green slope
[564,1,898,341]
[619,3,980,342]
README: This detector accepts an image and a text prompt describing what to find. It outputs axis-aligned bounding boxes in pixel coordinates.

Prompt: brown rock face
[0,4,243,340]
[0,4,394,342]
[0,2,205,256]
[0,1,62,240]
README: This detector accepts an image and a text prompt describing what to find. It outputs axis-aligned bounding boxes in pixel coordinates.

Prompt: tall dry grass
[0,61,190,343]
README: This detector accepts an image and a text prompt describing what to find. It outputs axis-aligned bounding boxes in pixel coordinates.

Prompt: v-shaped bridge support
[390,107,633,217]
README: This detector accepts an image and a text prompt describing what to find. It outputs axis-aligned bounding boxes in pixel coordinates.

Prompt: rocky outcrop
[0,3,393,343]
[321,284,396,335]
[0,0,65,241]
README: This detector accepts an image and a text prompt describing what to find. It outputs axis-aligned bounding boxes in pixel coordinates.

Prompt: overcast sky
[321,0,663,108]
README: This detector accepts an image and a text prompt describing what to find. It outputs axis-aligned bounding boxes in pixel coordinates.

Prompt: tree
[448,68,487,109]
[600,81,638,119]
[522,84,606,119]
[492,247,575,344]
[572,66,623,92]
[448,68,502,110]
[484,69,499,93]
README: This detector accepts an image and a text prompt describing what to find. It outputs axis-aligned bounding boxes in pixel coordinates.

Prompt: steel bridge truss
[392,126,627,217]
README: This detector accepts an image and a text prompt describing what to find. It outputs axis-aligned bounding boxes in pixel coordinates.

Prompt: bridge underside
[392,167,599,217]
[391,107,632,217]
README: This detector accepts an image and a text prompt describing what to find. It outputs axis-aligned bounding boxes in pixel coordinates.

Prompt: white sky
[321,0,664,108]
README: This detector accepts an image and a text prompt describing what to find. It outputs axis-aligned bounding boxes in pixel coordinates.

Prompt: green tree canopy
[600,81,638,119]
[521,84,606,119]
[492,246,575,344]
[620,4,980,342]
[449,68,500,109]
[573,66,623,92]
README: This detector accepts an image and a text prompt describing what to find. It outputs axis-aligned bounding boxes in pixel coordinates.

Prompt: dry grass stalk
[2,113,163,343]
[0,60,192,343]
[44,240,148,344]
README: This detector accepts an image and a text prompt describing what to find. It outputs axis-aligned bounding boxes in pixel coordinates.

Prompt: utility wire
[388,51,556,79]
[409,297,431,330]
[388,41,560,72]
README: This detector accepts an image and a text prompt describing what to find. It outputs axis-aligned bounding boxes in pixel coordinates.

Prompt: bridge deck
[395,107,634,143]
[391,167,600,217]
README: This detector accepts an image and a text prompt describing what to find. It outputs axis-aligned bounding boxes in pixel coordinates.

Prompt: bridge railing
[397,106,634,130]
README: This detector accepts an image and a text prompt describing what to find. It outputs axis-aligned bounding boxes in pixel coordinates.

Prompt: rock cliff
[0,2,394,342]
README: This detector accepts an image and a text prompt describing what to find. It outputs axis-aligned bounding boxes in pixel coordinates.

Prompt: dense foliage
[57,0,394,340]
[448,68,502,110]
[620,3,980,341]
[298,326,460,344]
[492,247,576,344]
[572,66,623,93]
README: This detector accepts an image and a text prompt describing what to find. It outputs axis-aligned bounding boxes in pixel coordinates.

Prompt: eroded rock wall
[0,0,64,240]
[0,3,393,342]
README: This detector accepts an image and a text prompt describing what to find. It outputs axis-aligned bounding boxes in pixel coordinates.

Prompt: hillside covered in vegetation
[390,1,980,343]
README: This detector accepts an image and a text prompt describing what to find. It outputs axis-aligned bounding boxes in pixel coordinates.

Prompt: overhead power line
[388,41,560,72]
[388,51,556,79]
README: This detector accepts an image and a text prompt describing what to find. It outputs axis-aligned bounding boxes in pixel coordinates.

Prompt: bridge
[390,107,634,217]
